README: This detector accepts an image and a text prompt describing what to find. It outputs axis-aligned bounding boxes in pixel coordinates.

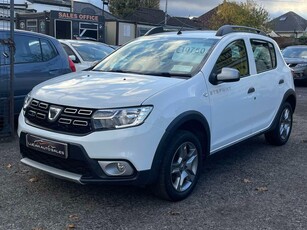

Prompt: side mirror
[69,55,77,63]
[217,68,240,82]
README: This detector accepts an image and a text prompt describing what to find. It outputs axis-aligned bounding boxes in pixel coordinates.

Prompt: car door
[207,39,256,152]
[249,39,284,133]
[13,34,63,114]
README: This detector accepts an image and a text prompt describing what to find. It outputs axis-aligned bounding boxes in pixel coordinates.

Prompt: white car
[18,25,296,201]
[60,40,114,71]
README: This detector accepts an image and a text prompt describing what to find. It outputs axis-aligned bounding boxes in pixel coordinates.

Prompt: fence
[0,0,14,138]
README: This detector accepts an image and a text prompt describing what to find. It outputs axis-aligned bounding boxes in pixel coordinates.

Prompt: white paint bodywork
[18,31,295,174]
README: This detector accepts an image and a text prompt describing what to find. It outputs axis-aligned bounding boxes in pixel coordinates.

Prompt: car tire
[153,130,202,201]
[265,102,293,146]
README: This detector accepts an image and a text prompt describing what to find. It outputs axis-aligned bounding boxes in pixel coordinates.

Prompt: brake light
[68,57,76,72]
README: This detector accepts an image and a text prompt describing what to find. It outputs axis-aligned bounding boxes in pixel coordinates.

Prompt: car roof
[59,39,109,45]
[146,31,220,40]
[144,25,269,41]
[0,29,58,40]
[59,39,115,50]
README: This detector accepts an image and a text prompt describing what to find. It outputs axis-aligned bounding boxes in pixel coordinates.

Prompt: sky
[159,0,307,20]
[77,0,307,20]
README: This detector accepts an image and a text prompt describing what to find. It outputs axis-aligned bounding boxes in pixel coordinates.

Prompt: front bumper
[18,112,165,185]
[19,132,152,185]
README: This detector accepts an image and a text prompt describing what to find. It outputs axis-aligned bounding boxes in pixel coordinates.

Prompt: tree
[209,0,270,31]
[108,0,160,18]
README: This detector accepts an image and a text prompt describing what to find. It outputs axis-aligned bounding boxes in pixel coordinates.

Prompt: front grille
[24,99,95,135]
[20,145,93,177]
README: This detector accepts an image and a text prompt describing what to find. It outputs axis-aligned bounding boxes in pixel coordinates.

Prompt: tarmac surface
[0,87,306,230]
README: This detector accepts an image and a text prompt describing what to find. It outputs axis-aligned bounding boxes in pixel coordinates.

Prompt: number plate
[26,134,68,159]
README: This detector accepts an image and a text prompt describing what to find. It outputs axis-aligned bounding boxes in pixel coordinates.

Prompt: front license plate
[26,134,68,159]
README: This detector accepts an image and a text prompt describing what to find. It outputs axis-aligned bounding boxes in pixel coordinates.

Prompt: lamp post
[102,0,109,18]
[164,0,168,25]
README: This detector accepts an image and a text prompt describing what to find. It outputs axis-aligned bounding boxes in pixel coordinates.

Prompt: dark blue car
[0,30,75,118]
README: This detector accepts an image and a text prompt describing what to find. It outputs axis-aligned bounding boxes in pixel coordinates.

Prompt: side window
[215,40,249,77]
[61,43,80,63]
[14,35,43,63]
[0,43,10,66]
[41,39,58,61]
[251,40,277,73]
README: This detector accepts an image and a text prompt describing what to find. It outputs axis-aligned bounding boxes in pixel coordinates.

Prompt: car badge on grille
[48,106,63,122]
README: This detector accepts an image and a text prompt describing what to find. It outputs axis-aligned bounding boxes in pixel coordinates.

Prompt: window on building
[26,19,37,32]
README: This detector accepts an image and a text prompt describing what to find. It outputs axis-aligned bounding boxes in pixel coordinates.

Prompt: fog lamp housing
[98,161,134,176]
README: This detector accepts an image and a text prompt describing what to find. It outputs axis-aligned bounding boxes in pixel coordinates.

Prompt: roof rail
[144,26,166,36]
[144,26,181,36]
[216,25,266,36]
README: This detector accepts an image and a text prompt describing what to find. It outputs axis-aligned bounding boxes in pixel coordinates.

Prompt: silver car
[60,40,115,71]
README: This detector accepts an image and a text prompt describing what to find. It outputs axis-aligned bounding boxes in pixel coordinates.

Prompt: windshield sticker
[171,65,193,72]
[172,44,210,64]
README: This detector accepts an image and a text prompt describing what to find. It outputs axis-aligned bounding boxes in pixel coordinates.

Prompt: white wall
[26,2,71,12]
[15,0,25,4]
[118,22,135,45]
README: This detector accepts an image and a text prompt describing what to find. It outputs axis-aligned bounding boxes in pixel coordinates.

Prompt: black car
[282,45,307,83]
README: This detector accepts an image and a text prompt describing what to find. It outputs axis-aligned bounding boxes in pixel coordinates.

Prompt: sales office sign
[54,11,99,22]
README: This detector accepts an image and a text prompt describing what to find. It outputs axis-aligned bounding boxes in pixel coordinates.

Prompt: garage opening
[55,20,72,39]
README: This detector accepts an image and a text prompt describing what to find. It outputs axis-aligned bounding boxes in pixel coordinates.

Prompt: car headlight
[23,93,32,114]
[92,106,153,130]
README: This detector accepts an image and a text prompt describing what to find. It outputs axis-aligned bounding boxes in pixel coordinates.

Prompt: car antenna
[177,27,183,35]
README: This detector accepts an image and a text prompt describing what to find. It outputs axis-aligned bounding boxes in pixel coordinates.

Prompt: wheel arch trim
[268,89,296,132]
[147,111,211,184]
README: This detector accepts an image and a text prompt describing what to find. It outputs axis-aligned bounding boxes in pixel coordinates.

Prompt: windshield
[282,47,307,59]
[70,42,114,62]
[93,36,218,77]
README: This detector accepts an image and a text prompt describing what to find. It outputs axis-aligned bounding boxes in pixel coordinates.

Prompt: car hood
[32,71,184,108]
[284,58,307,64]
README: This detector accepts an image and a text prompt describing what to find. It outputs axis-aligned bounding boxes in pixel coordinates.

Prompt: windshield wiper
[91,69,127,73]
[91,70,191,78]
[144,72,191,78]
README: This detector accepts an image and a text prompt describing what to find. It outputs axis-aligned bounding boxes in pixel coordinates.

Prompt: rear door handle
[279,79,284,85]
[248,87,255,94]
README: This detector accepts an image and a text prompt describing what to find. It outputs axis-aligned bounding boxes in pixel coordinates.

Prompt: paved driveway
[1,87,306,230]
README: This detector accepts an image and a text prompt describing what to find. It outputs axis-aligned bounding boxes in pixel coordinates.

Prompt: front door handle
[279,79,284,85]
[248,87,255,94]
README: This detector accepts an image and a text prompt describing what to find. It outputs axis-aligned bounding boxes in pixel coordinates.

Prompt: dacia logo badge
[48,106,63,122]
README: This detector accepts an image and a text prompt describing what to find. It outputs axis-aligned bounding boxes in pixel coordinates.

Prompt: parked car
[282,45,307,82]
[18,25,296,201]
[59,40,115,71]
[0,29,75,118]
